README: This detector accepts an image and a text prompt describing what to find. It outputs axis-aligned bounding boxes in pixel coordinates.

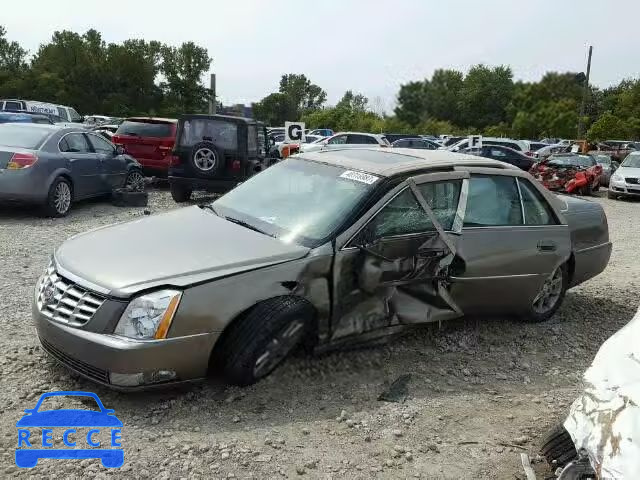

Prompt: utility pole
[577,46,593,138]
[208,73,217,114]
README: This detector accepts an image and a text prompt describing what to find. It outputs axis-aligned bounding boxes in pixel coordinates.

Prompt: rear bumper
[0,169,47,203]
[570,242,612,287]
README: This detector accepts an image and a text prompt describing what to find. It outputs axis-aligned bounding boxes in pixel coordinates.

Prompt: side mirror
[115,145,125,155]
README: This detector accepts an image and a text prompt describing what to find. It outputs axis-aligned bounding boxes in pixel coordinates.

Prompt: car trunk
[113,120,176,162]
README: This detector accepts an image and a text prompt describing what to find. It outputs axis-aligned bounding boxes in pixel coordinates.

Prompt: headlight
[611,173,623,182]
[114,290,182,340]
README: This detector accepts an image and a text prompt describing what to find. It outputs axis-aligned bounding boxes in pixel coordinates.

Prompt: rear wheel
[170,184,192,203]
[540,423,577,468]
[521,264,567,323]
[212,297,314,386]
[43,177,72,217]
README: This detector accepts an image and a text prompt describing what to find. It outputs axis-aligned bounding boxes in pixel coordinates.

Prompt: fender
[45,167,74,199]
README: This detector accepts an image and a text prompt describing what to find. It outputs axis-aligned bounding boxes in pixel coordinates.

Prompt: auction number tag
[339,170,379,185]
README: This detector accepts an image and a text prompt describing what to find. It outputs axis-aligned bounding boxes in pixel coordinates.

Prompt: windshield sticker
[339,170,379,185]
[259,216,277,224]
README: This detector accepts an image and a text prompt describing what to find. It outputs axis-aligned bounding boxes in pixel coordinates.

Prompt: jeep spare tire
[191,142,224,176]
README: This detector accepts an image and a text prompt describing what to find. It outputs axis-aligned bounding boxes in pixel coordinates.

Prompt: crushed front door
[330,172,469,342]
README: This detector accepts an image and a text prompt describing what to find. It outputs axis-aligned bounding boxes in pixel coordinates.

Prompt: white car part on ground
[564,306,640,479]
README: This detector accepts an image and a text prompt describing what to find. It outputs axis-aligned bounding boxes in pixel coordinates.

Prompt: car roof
[0,122,61,130]
[298,148,517,177]
[125,117,178,123]
[179,113,256,124]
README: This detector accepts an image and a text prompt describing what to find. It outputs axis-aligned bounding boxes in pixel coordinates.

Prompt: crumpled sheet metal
[564,306,640,479]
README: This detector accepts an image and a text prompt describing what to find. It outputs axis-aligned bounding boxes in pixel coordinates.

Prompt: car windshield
[0,125,51,148]
[621,154,640,168]
[213,159,378,247]
[116,120,173,138]
[548,155,594,168]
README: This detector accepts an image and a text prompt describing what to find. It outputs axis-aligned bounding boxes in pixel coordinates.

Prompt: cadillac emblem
[42,282,56,306]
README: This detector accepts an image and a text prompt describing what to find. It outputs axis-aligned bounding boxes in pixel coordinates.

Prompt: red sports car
[529,153,603,195]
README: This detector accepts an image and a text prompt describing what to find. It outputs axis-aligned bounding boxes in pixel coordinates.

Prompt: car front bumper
[609,178,640,196]
[33,300,219,391]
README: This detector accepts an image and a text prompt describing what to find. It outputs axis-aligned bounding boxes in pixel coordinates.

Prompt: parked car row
[0,123,144,216]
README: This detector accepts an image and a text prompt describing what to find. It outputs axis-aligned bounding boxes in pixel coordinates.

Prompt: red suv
[112,117,177,177]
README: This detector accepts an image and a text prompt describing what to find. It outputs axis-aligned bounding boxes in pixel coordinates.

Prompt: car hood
[55,207,310,298]
[300,143,325,153]
[616,166,640,177]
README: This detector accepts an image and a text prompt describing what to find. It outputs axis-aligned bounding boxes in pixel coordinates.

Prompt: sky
[3,0,640,112]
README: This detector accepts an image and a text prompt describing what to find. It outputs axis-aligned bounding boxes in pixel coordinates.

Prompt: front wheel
[212,297,314,386]
[124,169,145,191]
[521,264,568,323]
[607,190,618,200]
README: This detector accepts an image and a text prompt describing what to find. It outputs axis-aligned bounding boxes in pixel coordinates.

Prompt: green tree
[160,42,212,115]
[424,69,464,123]
[394,81,426,126]
[586,112,630,141]
[458,64,514,129]
[253,74,326,125]
[0,25,28,73]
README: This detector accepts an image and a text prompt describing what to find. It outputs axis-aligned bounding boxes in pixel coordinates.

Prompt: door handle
[537,241,557,252]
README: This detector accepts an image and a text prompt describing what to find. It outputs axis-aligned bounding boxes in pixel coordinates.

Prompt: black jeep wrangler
[168,114,269,202]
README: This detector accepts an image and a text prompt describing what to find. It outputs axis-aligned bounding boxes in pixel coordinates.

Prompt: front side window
[56,107,68,121]
[179,119,237,149]
[347,135,378,145]
[518,179,556,225]
[68,108,82,122]
[621,153,640,168]
[464,175,523,226]
[328,135,347,145]
[87,134,115,154]
[358,179,462,243]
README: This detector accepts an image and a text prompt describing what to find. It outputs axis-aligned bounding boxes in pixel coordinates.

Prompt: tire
[579,183,592,196]
[521,264,568,323]
[540,424,578,468]
[170,184,192,203]
[123,169,145,192]
[607,190,618,200]
[212,296,315,386]
[43,177,72,217]
[190,141,224,176]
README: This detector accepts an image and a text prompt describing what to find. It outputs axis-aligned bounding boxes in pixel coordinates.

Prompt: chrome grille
[37,262,104,327]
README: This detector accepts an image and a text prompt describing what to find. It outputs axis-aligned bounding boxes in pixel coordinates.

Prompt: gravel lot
[0,189,638,479]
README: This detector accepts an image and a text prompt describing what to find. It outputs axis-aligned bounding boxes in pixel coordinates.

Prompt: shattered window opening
[464,175,523,227]
[356,180,462,244]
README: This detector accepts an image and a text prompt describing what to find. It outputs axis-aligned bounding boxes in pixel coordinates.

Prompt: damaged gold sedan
[34,148,611,389]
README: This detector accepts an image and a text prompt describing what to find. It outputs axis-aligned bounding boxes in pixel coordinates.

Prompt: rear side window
[0,125,50,148]
[464,175,523,227]
[116,120,174,138]
[179,119,237,150]
[4,101,22,110]
[518,179,557,225]
[247,124,258,156]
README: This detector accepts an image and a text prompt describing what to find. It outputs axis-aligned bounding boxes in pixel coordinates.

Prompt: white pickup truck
[0,99,83,125]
